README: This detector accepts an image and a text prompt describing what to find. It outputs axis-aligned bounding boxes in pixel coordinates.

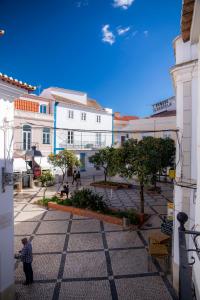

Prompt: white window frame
[68,110,74,119]
[43,128,50,144]
[96,132,102,146]
[22,125,32,150]
[96,115,101,123]
[81,112,87,121]
[67,131,74,144]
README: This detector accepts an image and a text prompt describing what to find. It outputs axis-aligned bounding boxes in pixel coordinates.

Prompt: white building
[40,88,113,170]
[0,73,35,300]
[114,97,176,147]
[171,0,200,297]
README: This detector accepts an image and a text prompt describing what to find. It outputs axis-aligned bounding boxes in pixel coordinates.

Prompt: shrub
[70,188,108,212]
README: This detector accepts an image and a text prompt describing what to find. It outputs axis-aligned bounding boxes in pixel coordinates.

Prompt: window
[40,104,47,114]
[67,131,74,144]
[96,115,101,123]
[163,132,171,139]
[68,110,74,119]
[43,128,50,144]
[96,133,101,146]
[81,112,86,121]
[23,125,32,150]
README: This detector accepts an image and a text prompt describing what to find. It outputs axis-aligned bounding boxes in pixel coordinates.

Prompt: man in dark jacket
[20,238,33,285]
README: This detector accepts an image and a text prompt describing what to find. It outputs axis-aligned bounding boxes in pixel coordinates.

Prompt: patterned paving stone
[106,231,143,249]
[59,280,112,300]
[15,282,56,300]
[14,222,38,235]
[43,210,71,221]
[103,223,123,232]
[32,235,66,253]
[68,233,103,251]
[36,221,69,234]
[16,254,61,281]
[151,205,167,215]
[15,211,45,222]
[14,203,26,212]
[71,219,101,233]
[23,204,46,212]
[110,249,154,275]
[142,215,162,229]
[63,251,107,278]
[115,276,173,300]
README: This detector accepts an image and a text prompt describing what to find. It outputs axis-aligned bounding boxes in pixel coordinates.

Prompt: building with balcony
[40,88,113,170]
[13,94,54,158]
[171,0,200,297]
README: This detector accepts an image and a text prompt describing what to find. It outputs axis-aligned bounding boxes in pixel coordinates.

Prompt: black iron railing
[177,212,200,300]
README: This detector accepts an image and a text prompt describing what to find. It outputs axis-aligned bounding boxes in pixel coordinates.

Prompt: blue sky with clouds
[0,0,181,116]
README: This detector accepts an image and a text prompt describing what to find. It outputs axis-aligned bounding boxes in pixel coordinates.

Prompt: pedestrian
[76,171,81,186]
[60,183,69,198]
[18,238,33,285]
[72,170,77,185]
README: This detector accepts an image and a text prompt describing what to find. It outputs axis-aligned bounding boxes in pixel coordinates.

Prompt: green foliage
[48,150,80,182]
[38,170,54,199]
[38,170,54,187]
[89,147,120,182]
[109,209,140,225]
[119,137,175,213]
[70,188,108,212]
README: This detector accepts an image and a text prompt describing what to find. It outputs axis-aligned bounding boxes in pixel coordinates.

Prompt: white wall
[0,80,28,299]
[56,102,113,150]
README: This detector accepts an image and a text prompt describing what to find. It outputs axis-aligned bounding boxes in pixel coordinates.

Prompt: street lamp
[0,30,5,36]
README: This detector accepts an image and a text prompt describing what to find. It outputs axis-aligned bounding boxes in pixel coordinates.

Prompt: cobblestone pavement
[14,179,177,300]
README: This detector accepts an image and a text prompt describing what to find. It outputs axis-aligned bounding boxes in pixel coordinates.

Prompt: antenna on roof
[36,85,42,95]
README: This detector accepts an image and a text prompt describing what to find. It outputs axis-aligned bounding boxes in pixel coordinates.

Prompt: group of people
[60,170,81,198]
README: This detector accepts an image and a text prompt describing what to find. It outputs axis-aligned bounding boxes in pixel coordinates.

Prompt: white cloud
[102,25,115,45]
[144,30,149,37]
[113,0,135,10]
[76,0,88,8]
[117,26,130,36]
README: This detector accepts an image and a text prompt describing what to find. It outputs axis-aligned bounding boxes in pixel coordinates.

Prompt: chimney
[114,112,120,117]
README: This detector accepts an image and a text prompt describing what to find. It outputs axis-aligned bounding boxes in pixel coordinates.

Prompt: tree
[89,147,119,182]
[38,170,54,199]
[48,150,80,183]
[119,137,175,214]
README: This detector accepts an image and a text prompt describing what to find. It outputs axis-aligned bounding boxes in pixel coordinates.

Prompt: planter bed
[48,202,123,225]
[90,181,132,189]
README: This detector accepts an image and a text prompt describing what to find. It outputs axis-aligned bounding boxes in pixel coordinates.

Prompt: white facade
[41,88,113,170]
[0,79,30,300]
[171,0,200,296]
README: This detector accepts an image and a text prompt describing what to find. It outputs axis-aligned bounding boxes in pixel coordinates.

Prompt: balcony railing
[59,141,106,150]
[177,212,200,300]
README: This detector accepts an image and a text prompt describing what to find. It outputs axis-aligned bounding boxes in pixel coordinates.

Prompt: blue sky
[0,0,181,117]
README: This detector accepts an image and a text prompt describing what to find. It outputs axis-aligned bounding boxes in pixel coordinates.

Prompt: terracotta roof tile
[0,72,36,91]
[114,116,139,121]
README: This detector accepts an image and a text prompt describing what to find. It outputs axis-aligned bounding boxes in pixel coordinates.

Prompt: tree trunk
[140,182,144,214]
[62,172,65,184]
[104,171,107,182]
[43,186,47,199]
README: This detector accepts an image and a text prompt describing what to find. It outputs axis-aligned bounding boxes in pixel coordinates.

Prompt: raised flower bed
[90,181,132,189]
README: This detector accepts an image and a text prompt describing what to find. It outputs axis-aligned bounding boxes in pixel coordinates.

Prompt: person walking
[60,183,69,198]
[19,238,33,285]
[76,171,81,186]
[72,170,77,185]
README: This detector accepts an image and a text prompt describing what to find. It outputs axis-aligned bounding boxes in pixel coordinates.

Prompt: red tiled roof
[0,72,36,91]
[150,110,176,118]
[19,94,50,102]
[114,116,139,121]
